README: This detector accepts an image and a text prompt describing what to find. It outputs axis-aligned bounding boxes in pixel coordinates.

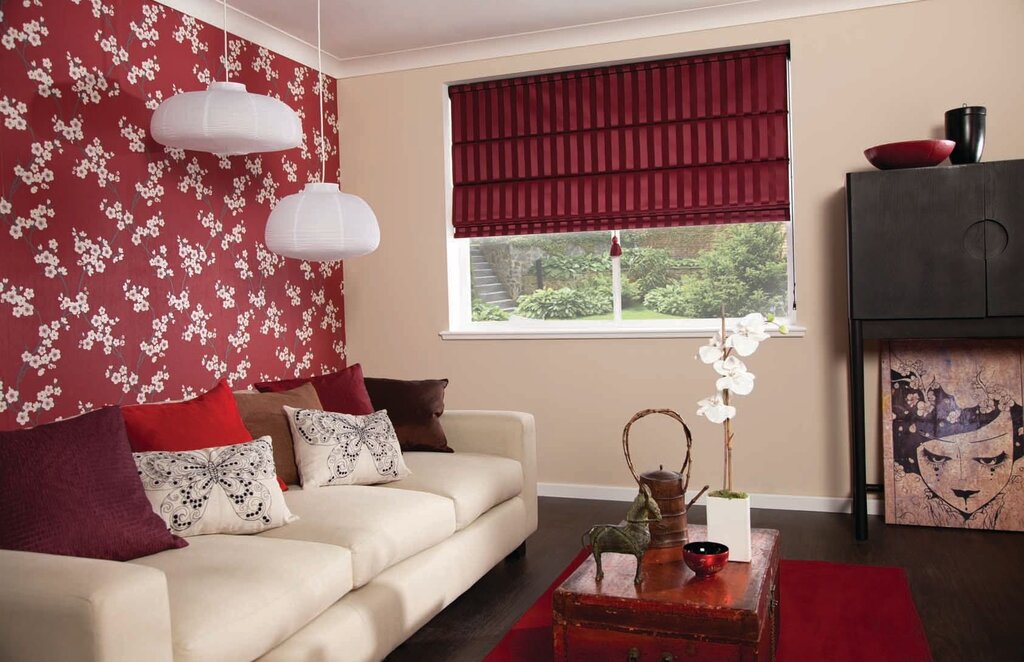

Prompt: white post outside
[611,231,622,322]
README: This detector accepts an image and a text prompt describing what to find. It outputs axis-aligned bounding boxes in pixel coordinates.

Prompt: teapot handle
[622,408,694,490]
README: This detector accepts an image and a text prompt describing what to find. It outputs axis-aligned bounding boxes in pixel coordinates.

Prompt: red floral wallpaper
[0,0,346,428]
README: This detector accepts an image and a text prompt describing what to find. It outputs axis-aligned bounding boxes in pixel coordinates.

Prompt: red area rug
[486,551,932,662]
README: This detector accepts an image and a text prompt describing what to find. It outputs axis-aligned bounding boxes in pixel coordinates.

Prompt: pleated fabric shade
[265,183,380,261]
[150,81,302,156]
[448,45,791,239]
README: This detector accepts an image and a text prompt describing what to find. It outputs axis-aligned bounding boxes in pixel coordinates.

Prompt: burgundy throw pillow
[0,407,187,561]
[363,377,452,453]
[121,380,253,453]
[253,364,374,415]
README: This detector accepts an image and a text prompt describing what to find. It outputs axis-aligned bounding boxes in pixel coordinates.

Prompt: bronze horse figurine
[582,484,662,584]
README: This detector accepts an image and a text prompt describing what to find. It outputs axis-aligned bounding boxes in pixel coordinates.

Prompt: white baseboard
[538,482,884,516]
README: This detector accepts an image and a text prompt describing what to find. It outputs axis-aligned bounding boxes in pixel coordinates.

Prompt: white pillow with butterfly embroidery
[284,407,411,487]
[133,436,297,537]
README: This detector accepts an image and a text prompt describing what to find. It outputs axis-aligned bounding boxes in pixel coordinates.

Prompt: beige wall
[338,0,1024,499]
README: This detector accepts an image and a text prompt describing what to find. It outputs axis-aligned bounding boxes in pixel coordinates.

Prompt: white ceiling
[243,0,740,59]
[157,0,920,78]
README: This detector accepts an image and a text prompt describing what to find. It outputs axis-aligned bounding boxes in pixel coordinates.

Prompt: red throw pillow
[0,407,187,561]
[253,364,374,415]
[121,380,289,490]
[121,380,253,452]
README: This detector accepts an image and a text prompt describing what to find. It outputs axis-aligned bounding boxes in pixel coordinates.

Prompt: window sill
[440,325,806,341]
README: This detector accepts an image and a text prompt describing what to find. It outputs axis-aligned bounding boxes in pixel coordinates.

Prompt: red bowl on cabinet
[683,541,729,578]
[864,139,955,170]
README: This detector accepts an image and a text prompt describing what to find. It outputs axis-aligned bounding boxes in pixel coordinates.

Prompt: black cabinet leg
[505,542,526,562]
[849,320,869,541]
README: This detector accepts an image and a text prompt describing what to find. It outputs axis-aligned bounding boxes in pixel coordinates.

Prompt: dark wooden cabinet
[986,160,1024,316]
[845,159,1024,540]
[847,162,1024,320]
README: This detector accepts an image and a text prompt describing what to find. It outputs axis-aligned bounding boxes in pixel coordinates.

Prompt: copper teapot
[622,409,709,548]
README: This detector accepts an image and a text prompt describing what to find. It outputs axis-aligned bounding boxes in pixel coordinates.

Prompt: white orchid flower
[697,333,724,364]
[713,355,755,395]
[738,312,773,337]
[696,392,736,424]
[725,312,771,356]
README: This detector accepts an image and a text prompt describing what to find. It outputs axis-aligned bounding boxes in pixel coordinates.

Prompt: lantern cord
[222,0,229,83]
[317,0,326,183]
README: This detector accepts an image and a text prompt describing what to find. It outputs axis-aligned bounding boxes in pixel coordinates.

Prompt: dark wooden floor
[387,497,1024,662]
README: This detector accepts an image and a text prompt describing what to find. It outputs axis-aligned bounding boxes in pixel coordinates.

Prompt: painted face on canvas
[916,413,1015,514]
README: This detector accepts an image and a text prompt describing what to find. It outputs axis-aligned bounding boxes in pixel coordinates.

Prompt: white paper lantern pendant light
[150,1,301,156]
[265,0,380,261]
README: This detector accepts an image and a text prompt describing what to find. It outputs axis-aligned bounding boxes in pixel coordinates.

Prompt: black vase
[945,106,986,164]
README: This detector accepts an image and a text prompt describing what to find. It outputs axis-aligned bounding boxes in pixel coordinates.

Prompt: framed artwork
[882,340,1024,531]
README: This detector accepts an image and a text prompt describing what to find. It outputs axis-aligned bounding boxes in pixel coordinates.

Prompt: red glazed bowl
[863,139,955,170]
[683,541,729,578]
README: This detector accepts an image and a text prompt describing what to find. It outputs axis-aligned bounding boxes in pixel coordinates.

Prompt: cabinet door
[985,160,1024,316]
[848,167,986,319]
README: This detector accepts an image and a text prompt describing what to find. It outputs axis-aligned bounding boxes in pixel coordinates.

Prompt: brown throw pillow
[363,378,452,453]
[234,383,324,486]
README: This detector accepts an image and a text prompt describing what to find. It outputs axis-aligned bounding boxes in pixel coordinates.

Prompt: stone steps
[470,245,515,311]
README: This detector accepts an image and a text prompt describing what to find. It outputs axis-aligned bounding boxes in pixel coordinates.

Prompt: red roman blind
[448,45,790,239]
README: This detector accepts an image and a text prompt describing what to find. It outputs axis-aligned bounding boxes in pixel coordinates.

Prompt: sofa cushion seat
[130,535,353,662]
[260,485,457,588]
[389,452,524,530]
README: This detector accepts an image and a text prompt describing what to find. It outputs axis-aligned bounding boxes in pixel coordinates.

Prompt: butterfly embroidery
[293,409,402,485]
[135,438,275,532]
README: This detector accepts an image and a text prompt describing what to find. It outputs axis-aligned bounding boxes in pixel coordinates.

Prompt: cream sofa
[0,410,537,662]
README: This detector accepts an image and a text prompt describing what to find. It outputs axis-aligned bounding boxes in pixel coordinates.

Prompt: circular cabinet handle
[627,647,640,661]
[985,219,1009,257]
[963,219,1009,259]
[661,653,676,662]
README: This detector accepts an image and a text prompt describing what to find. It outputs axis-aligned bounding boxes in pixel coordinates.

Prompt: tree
[644,224,788,318]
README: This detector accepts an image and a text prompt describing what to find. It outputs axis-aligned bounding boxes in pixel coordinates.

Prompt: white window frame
[440,54,803,341]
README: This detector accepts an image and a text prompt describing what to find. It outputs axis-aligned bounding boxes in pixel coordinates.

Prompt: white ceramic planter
[706,494,752,563]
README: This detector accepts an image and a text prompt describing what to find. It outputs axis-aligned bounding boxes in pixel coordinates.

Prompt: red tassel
[609,236,622,257]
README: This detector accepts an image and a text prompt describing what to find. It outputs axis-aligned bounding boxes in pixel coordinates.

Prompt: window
[452,223,791,331]
[444,45,795,337]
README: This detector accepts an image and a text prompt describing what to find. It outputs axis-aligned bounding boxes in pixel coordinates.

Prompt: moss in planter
[708,489,749,500]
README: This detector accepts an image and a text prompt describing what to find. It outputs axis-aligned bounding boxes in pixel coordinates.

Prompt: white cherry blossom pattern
[0,1,345,428]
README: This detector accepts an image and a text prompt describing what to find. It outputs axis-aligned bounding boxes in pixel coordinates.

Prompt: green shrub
[472,301,510,321]
[584,288,614,316]
[644,224,788,318]
[574,274,641,308]
[643,283,690,316]
[540,253,609,281]
[621,247,678,296]
[515,287,612,319]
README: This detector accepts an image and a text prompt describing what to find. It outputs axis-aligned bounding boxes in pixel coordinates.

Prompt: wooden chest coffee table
[553,525,780,661]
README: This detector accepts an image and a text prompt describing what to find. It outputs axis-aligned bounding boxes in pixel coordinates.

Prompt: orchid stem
[720,306,732,492]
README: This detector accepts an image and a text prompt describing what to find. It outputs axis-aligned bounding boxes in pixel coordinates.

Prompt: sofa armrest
[0,549,173,662]
[440,410,538,535]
